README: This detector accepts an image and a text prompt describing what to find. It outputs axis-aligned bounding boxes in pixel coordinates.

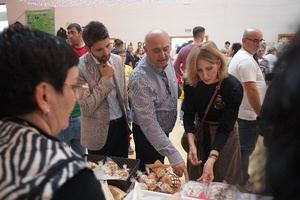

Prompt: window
[0,4,8,31]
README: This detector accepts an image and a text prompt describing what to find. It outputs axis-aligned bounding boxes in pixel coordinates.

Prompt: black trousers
[88,117,129,158]
[132,123,165,171]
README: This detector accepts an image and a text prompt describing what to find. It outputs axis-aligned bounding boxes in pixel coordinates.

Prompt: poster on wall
[26,9,54,35]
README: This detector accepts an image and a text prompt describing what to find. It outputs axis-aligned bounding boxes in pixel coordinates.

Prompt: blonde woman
[182,42,243,184]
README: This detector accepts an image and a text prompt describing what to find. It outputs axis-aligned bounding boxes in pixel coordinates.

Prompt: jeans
[56,117,86,156]
[237,118,259,185]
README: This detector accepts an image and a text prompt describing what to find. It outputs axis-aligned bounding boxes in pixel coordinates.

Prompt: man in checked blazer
[77,21,129,157]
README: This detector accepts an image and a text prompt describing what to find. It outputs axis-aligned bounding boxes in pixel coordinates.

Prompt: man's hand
[172,161,189,181]
[100,62,114,78]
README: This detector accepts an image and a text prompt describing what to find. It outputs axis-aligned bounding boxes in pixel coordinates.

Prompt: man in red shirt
[174,26,205,86]
[174,26,205,122]
[67,23,88,57]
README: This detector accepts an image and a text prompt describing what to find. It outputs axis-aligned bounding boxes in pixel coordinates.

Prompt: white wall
[2,0,300,49]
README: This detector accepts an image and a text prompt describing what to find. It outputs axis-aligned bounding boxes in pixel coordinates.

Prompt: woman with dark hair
[229,42,242,58]
[183,41,243,183]
[259,27,300,200]
[0,26,104,199]
[56,27,67,40]
[133,46,144,68]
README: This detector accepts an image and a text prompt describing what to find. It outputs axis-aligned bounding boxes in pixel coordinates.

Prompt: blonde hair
[185,41,228,87]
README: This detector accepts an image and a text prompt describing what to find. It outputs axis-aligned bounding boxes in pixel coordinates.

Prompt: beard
[93,53,111,64]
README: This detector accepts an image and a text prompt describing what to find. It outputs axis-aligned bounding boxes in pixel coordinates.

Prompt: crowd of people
[0,20,298,200]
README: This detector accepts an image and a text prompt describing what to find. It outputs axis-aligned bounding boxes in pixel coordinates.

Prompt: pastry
[108,185,127,200]
[145,179,157,191]
[118,168,128,178]
[152,167,166,178]
[157,182,174,194]
[87,161,98,169]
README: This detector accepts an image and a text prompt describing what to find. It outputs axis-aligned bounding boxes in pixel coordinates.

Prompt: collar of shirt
[241,47,255,56]
[145,56,169,75]
[91,53,101,64]
[90,53,113,70]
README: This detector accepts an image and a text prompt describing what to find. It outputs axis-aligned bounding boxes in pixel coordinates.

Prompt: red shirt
[72,45,89,57]
[173,43,196,85]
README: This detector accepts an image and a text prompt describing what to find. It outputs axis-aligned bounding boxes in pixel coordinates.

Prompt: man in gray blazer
[77,21,129,157]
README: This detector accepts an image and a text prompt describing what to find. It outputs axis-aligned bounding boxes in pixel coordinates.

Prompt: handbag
[181,80,223,153]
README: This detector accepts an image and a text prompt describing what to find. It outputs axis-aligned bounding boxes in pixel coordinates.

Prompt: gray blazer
[77,53,127,150]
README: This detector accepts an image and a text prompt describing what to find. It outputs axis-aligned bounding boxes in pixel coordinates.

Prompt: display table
[124,181,273,200]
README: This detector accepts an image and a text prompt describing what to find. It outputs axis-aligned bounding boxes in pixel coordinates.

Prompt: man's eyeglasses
[246,38,264,43]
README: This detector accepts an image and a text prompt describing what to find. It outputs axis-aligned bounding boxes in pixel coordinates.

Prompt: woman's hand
[187,132,201,166]
[197,158,215,183]
[188,145,201,166]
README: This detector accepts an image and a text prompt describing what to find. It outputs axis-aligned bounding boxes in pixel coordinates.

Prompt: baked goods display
[89,157,271,199]
[181,181,208,199]
[181,181,237,200]
[206,182,236,200]
[88,158,130,180]
[136,160,181,194]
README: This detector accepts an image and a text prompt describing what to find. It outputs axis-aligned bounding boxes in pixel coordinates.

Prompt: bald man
[129,30,187,178]
[228,28,267,189]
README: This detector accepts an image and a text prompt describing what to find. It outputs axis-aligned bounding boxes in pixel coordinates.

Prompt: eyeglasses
[246,38,264,43]
[64,83,89,99]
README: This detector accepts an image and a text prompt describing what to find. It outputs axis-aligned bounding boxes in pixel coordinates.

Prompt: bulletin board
[26,9,55,35]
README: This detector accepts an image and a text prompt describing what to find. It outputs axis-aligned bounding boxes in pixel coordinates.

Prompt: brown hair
[185,41,228,86]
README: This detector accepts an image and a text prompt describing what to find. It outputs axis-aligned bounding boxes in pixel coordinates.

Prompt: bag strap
[198,79,223,127]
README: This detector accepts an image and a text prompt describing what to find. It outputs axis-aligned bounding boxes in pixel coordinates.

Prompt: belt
[110,116,124,124]
[197,119,219,126]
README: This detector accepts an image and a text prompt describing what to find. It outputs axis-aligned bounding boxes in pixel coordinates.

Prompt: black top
[125,51,135,66]
[183,74,243,151]
[53,169,105,200]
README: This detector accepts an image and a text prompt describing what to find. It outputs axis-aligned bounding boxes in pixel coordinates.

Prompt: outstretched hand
[173,161,189,181]
[197,159,214,183]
